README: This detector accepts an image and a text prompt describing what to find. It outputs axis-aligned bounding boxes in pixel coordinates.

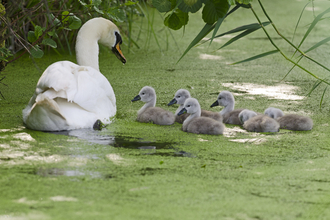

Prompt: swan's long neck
[138,97,156,115]
[183,108,201,129]
[76,22,103,71]
[220,101,234,115]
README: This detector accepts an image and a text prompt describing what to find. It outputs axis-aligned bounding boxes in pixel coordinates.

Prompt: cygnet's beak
[112,42,126,64]
[177,108,187,116]
[210,100,219,108]
[167,98,177,106]
[131,95,141,102]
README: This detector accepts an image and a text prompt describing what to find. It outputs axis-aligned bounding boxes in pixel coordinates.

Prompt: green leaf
[218,22,270,50]
[164,11,182,30]
[107,9,126,23]
[93,5,104,14]
[297,7,330,50]
[92,0,102,6]
[202,0,229,24]
[34,25,43,38]
[304,36,330,54]
[177,23,214,63]
[236,0,252,4]
[227,0,235,5]
[28,31,37,43]
[62,11,70,23]
[230,50,279,65]
[42,38,57,48]
[48,14,61,27]
[125,1,137,6]
[153,0,172,12]
[30,45,44,58]
[178,0,203,13]
[68,15,82,29]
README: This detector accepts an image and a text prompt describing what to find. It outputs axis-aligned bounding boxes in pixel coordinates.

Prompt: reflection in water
[50,129,193,158]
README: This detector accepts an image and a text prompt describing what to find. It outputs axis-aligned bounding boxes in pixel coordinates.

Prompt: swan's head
[238,109,257,124]
[98,19,126,64]
[264,107,284,119]
[178,98,200,115]
[210,90,234,108]
[168,89,191,106]
[131,86,156,103]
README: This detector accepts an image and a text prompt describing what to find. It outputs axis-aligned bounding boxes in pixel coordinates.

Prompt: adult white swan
[22,17,126,131]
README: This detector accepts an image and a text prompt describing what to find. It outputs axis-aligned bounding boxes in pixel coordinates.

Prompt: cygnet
[239,109,280,132]
[131,86,175,125]
[168,89,222,123]
[178,98,224,135]
[264,107,313,131]
[210,90,244,125]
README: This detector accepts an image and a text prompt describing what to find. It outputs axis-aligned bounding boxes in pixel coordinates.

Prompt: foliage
[1,0,141,65]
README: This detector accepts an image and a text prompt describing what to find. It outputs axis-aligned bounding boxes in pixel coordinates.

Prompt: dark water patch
[48,129,195,158]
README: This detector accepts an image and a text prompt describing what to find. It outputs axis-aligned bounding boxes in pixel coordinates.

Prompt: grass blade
[230,50,278,65]
[307,79,322,97]
[320,86,328,109]
[292,2,310,44]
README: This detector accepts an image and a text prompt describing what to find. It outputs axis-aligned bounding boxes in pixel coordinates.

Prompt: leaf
[30,45,44,58]
[304,36,330,54]
[68,15,82,29]
[48,14,61,27]
[230,50,279,65]
[107,8,126,23]
[164,12,182,30]
[42,38,57,48]
[320,86,328,109]
[218,22,270,50]
[125,1,138,6]
[178,0,203,13]
[236,0,252,4]
[177,23,214,63]
[153,0,172,12]
[34,26,43,39]
[202,0,229,24]
[297,7,330,50]
[28,31,37,43]
[62,11,70,23]
[93,6,104,14]
[227,0,235,5]
[93,0,102,6]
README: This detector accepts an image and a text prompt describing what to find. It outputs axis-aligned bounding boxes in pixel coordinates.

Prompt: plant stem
[250,4,330,86]
[257,0,330,73]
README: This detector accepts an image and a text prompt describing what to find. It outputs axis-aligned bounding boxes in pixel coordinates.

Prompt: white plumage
[23,18,126,131]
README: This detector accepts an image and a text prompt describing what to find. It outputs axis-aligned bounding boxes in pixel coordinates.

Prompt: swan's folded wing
[35,61,78,101]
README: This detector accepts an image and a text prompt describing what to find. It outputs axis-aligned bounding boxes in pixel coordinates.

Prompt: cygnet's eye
[141,93,145,95]
[177,96,181,98]
[187,105,191,108]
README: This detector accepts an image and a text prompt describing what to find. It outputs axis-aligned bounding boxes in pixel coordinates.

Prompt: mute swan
[239,109,280,133]
[210,91,244,125]
[178,98,224,135]
[264,107,313,131]
[22,17,126,131]
[131,86,175,125]
[168,89,222,123]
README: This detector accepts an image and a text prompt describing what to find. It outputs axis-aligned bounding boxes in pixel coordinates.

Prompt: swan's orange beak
[112,43,126,64]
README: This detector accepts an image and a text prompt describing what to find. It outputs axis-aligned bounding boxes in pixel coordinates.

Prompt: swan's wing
[35,61,78,100]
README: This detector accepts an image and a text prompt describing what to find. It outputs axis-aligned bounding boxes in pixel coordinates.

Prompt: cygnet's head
[178,98,200,115]
[131,86,156,103]
[239,109,257,123]
[210,90,234,108]
[78,17,126,64]
[264,107,284,119]
[168,89,191,106]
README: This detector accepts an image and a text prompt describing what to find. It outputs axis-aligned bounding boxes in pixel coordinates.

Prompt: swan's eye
[177,96,180,98]
[187,105,191,107]
[142,93,145,95]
